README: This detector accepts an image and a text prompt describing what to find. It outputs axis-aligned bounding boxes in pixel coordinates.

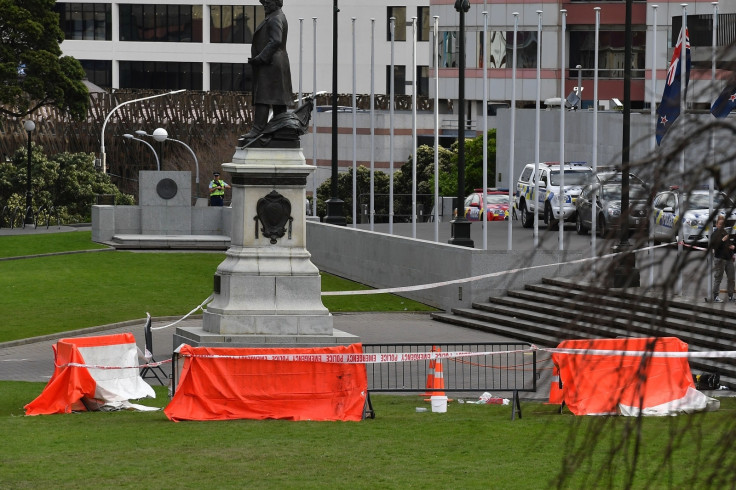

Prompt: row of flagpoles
[297,4,730,259]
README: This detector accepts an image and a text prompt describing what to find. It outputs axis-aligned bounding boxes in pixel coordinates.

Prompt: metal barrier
[362,342,537,420]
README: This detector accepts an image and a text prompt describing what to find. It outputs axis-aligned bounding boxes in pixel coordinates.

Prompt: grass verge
[3,382,734,488]
[0,231,108,258]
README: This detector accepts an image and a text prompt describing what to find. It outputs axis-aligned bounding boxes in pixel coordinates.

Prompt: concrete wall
[306,221,583,311]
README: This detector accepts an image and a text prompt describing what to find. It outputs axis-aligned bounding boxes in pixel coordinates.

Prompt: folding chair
[140,313,167,385]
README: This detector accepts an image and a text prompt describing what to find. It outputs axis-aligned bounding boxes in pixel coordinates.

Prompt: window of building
[119,61,202,90]
[672,14,736,47]
[386,65,406,95]
[79,60,112,88]
[438,31,458,67]
[210,63,252,91]
[387,7,406,42]
[416,65,428,96]
[416,7,429,42]
[506,31,537,69]
[210,5,264,43]
[569,30,646,78]
[54,3,112,41]
[119,4,202,42]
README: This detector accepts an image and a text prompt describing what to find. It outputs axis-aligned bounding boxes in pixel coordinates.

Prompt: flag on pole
[656,27,691,145]
[711,81,736,118]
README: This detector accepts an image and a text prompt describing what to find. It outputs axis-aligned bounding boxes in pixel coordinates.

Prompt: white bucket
[430,395,448,413]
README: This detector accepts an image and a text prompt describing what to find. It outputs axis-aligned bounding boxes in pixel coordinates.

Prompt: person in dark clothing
[240,0,292,141]
[709,215,735,302]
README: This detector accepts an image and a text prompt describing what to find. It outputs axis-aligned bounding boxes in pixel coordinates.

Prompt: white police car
[514,162,593,230]
[651,187,736,244]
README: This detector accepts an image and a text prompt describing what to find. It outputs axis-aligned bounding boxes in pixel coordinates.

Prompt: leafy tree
[0,0,88,119]
[0,144,134,223]
[316,166,390,223]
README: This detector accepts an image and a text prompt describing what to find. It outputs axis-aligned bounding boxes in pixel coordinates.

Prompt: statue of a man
[241,0,293,141]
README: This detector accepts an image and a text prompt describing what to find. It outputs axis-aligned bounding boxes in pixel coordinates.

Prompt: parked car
[651,187,736,244]
[594,170,649,188]
[464,189,510,221]
[575,183,649,237]
[514,162,593,230]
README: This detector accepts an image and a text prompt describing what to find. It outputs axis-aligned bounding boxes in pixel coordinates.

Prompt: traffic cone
[429,360,452,402]
[422,346,439,400]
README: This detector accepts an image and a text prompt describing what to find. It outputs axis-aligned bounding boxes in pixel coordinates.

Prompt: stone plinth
[175,146,356,348]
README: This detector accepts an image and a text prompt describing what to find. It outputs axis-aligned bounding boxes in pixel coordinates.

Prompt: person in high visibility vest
[209,171,230,206]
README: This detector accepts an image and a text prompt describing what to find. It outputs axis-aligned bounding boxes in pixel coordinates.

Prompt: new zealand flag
[710,81,736,118]
[656,27,691,146]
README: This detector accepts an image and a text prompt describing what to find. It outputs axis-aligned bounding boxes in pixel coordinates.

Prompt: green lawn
[3,382,734,488]
[0,233,434,343]
[0,231,108,258]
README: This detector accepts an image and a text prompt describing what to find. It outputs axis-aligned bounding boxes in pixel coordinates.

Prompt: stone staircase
[432,277,736,389]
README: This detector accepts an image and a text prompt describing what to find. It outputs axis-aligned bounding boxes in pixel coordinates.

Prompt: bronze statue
[240,0,308,148]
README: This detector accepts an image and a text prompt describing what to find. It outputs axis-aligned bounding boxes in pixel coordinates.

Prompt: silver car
[651,188,736,244]
[575,183,649,237]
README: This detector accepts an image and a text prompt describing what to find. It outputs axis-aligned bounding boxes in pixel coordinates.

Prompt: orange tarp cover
[25,333,143,415]
[551,337,695,416]
[164,343,368,422]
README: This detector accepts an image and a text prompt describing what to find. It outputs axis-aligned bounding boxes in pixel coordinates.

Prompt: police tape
[321,242,673,296]
[56,343,736,370]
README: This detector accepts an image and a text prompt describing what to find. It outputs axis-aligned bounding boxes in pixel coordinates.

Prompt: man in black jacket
[241,0,292,141]
[709,215,735,302]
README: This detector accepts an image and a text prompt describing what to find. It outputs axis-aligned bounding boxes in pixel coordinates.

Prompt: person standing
[209,171,230,206]
[709,215,735,302]
[240,0,292,141]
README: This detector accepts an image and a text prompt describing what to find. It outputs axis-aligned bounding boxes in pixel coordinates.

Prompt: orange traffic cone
[422,346,439,400]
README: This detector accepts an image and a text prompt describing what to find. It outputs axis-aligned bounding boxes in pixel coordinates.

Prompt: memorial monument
[174,0,356,348]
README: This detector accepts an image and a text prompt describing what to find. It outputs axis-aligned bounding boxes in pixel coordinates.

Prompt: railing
[357,193,440,224]
[362,342,537,420]
[0,204,62,229]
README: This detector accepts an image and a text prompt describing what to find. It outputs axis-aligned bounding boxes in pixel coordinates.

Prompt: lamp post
[139,128,200,198]
[23,119,35,225]
[100,89,185,174]
[448,0,473,247]
[324,0,346,225]
[122,134,160,171]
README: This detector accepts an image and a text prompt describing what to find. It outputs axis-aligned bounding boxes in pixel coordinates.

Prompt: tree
[0,0,88,119]
[316,166,390,223]
[0,144,134,224]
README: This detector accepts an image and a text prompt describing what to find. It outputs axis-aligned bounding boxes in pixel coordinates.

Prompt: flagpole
[534,10,543,247]
[433,16,440,242]
[369,18,376,231]
[352,17,357,228]
[558,9,567,252]
[298,18,304,105]
[312,17,318,217]
[509,12,519,251]
[593,7,600,265]
[677,4,687,296]
[708,2,718,301]
[649,4,657,288]
[412,16,418,239]
[482,10,488,250]
[389,17,396,235]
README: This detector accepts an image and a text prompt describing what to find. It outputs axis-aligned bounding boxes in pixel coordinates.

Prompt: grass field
[0,232,434,342]
[3,382,735,488]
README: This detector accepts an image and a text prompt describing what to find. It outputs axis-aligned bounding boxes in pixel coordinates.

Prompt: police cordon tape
[320,242,674,296]
[56,343,736,371]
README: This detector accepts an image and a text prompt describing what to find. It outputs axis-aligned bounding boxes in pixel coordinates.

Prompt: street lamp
[138,128,201,198]
[122,134,160,171]
[323,0,346,225]
[448,0,474,247]
[23,119,35,225]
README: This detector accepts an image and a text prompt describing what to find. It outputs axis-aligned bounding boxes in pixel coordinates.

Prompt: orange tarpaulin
[551,337,695,416]
[164,343,368,422]
[25,333,155,415]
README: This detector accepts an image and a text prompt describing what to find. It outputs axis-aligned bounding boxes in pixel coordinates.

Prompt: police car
[514,162,593,230]
[651,187,736,244]
[464,189,510,221]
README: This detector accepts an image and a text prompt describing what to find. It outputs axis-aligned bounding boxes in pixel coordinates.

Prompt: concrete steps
[431,277,736,389]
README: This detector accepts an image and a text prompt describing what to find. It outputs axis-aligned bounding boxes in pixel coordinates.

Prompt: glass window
[416,7,429,42]
[79,59,112,88]
[211,62,252,91]
[210,5,262,44]
[388,7,406,42]
[438,31,458,68]
[416,65,428,97]
[120,61,202,90]
[54,3,112,41]
[119,4,202,42]
[569,30,646,78]
[506,31,537,69]
[386,65,406,95]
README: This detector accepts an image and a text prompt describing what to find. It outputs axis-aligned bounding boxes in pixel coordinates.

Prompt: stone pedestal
[174,147,357,348]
